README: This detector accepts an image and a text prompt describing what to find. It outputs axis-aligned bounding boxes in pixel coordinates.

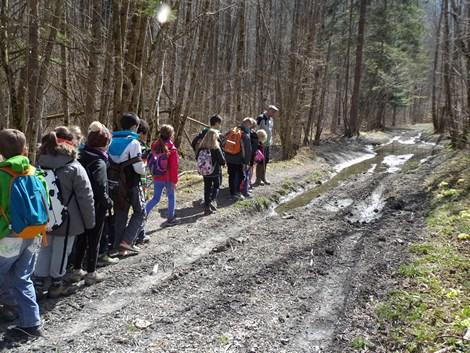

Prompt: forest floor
[1,125,468,353]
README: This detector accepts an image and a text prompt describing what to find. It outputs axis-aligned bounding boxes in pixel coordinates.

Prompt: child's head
[137,119,150,140]
[121,112,140,131]
[0,129,27,159]
[87,121,112,150]
[209,114,223,130]
[257,129,267,143]
[199,129,219,150]
[242,117,257,130]
[40,126,76,157]
[69,125,83,147]
[159,124,174,141]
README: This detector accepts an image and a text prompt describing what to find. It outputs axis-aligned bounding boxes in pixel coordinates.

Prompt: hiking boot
[48,282,76,299]
[69,269,87,283]
[119,241,140,253]
[84,272,105,286]
[97,254,120,267]
[7,325,45,339]
[0,304,18,322]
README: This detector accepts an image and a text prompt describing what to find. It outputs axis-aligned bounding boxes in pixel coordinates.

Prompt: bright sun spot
[157,4,171,24]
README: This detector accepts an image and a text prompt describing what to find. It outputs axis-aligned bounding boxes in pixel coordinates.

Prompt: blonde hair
[257,129,267,143]
[199,129,219,150]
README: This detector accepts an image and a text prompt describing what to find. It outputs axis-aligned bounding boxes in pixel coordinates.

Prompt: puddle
[382,154,414,173]
[346,184,385,223]
[275,134,436,215]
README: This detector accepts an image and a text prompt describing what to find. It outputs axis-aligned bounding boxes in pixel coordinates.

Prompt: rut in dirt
[2,130,437,353]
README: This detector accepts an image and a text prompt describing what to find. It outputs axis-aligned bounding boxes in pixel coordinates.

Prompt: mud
[0,128,442,353]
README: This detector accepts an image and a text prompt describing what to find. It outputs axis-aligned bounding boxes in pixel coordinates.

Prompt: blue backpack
[0,167,49,239]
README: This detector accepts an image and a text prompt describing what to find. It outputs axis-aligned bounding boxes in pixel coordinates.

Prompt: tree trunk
[348,0,368,137]
[84,0,101,127]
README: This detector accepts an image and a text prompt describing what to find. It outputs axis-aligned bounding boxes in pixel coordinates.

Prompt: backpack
[197,149,215,176]
[42,167,75,232]
[255,149,265,163]
[0,167,48,239]
[147,150,169,177]
[108,156,142,209]
[224,128,243,155]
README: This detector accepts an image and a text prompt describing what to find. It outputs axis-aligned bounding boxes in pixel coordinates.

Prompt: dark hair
[153,124,174,154]
[120,112,140,130]
[0,129,26,159]
[137,119,149,135]
[55,126,74,141]
[39,126,76,158]
[209,114,223,127]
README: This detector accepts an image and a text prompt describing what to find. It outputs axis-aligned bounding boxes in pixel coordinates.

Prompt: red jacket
[150,139,179,184]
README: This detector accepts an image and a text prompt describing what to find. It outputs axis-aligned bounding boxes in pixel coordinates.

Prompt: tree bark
[348,0,368,137]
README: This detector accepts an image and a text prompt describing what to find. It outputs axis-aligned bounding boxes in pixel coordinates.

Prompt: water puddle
[275,134,436,215]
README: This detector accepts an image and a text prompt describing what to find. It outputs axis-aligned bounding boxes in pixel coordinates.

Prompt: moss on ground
[372,151,470,353]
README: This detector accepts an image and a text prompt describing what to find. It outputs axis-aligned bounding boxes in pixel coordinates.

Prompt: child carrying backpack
[196,129,226,215]
[0,129,49,338]
[34,127,95,299]
[146,125,179,226]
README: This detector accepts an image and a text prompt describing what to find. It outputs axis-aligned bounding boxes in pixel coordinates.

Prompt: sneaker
[84,272,105,286]
[0,304,18,322]
[119,241,140,253]
[7,325,44,339]
[234,194,245,201]
[108,249,120,258]
[48,283,76,299]
[97,254,120,267]
[242,193,253,199]
[135,235,150,245]
[118,249,139,257]
[262,179,271,185]
[209,202,218,212]
[204,207,213,216]
[69,269,87,283]
[252,180,264,187]
[162,216,178,227]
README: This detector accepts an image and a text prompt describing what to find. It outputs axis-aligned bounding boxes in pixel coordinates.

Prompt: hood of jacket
[109,130,139,157]
[0,155,31,174]
[38,153,75,169]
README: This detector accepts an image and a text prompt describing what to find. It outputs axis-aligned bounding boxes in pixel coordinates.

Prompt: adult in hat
[256,105,279,185]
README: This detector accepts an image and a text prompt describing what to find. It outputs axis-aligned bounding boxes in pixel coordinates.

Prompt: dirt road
[1,128,441,352]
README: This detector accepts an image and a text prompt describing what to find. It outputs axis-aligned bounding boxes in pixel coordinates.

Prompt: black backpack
[107,156,142,209]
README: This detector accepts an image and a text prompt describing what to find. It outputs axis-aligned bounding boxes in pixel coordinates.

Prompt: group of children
[0,106,277,339]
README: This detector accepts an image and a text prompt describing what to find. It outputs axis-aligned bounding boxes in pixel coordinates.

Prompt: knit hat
[87,121,112,148]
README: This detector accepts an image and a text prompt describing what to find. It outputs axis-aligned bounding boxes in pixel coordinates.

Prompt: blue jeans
[146,181,175,218]
[114,186,146,247]
[0,237,41,328]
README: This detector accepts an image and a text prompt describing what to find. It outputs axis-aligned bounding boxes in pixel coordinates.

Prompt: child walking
[196,129,226,215]
[0,129,49,338]
[34,127,95,299]
[146,125,179,226]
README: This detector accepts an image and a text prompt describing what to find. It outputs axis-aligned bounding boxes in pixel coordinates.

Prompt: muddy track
[1,130,437,353]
